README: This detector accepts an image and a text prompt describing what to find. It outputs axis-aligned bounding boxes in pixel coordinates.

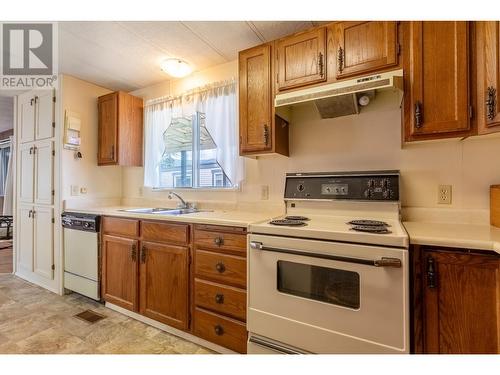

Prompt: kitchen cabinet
[332,21,399,79]
[276,27,327,91]
[139,241,189,330]
[98,91,143,166]
[101,234,139,312]
[412,245,500,354]
[476,21,500,134]
[239,43,289,156]
[403,22,473,142]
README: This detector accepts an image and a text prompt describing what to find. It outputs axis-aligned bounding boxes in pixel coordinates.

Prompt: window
[144,80,241,190]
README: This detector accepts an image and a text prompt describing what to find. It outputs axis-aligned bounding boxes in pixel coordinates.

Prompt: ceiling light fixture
[160,58,192,78]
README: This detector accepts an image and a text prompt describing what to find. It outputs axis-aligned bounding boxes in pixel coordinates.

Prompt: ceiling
[59,21,320,92]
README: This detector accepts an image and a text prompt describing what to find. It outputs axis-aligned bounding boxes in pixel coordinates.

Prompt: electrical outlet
[438,185,452,204]
[261,185,269,200]
[70,185,79,196]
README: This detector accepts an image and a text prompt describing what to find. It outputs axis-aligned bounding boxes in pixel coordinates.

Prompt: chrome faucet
[168,191,190,209]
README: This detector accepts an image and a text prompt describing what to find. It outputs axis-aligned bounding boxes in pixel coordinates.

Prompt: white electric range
[247,171,409,354]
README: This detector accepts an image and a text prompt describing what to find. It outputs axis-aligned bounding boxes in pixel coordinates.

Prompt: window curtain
[143,79,243,188]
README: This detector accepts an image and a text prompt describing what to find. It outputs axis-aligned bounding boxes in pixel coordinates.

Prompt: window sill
[151,186,240,193]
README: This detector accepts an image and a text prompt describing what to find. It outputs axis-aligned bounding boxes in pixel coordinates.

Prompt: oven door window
[277,261,360,309]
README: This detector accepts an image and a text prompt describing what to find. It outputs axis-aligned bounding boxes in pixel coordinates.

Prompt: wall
[0,97,14,133]
[61,75,122,203]
[123,60,500,213]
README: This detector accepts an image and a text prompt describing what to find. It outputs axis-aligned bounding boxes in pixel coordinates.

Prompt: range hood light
[358,94,370,106]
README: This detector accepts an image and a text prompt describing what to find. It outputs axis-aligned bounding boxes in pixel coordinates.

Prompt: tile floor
[0,275,214,354]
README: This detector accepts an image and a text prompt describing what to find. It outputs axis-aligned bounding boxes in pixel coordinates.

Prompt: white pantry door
[17,205,34,272]
[33,206,54,280]
[18,143,34,203]
[34,140,53,205]
[18,93,35,144]
[35,91,54,141]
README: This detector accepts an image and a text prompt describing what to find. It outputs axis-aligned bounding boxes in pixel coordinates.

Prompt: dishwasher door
[63,228,100,300]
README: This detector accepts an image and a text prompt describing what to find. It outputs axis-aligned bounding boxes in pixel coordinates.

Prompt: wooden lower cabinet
[139,241,189,330]
[412,245,500,354]
[101,235,139,312]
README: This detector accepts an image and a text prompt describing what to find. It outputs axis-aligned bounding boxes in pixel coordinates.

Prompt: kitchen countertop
[403,221,500,254]
[63,206,279,228]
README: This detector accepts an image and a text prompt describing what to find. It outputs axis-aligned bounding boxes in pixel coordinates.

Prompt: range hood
[275,69,403,119]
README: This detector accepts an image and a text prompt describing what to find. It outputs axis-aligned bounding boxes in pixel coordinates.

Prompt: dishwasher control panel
[62,212,100,232]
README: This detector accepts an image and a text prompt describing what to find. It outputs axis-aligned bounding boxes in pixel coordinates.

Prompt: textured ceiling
[59,21,320,91]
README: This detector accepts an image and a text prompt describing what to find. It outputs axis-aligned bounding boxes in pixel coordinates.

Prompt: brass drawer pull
[131,244,137,262]
[486,86,497,121]
[215,293,224,304]
[214,324,224,336]
[215,262,226,273]
[214,236,224,247]
[141,245,147,263]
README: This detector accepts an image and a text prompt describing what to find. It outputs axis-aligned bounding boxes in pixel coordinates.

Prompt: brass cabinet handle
[28,210,33,218]
[426,256,437,289]
[414,101,423,128]
[30,98,35,106]
[141,245,147,264]
[215,293,224,304]
[263,124,269,146]
[213,236,224,247]
[486,86,497,121]
[337,47,344,73]
[214,325,224,336]
[29,146,33,155]
[318,52,324,77]
[131,244,137,262]
[215,262,226,273]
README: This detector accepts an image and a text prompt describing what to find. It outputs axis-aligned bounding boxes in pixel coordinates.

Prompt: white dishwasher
[62,212,101,300]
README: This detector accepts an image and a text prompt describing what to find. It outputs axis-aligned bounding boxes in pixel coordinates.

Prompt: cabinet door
[18,143,34,203]
[477,21,500,134]
[35,90,54,140]
[33,206,53,280]
[422,250,500,354]
[277,27,327,91]
[98,93,118,165]
[139,241,189,330]
[404,22,471,141]
[101,235,138,312]
[239,44,273,154]
[18,93,35,143]
[333,21,398,79]
[17,205,34,272]
[34,140,53,205]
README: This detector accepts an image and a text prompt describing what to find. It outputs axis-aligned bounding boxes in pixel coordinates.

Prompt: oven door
[248,234,409,354]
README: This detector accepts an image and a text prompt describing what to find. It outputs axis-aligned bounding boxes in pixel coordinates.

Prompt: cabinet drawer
[194,308,247,353]
[194,227,247,254]
[102,216,139,238]
[194,279,246,321]
[195,250,246,288]
[141,220,189,245]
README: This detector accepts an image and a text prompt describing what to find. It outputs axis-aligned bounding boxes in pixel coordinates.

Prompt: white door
[33,206,54,280]
[17,205,34,272]
[34,140,53,205]
[18,143,35,203]
[18,93,35,143]
[35,91,54,140]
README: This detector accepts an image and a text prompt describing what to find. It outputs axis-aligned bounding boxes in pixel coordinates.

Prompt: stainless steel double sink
[119,207,208,216]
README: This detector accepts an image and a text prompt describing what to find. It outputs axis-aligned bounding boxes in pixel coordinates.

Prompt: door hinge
[51,189,55,196]
[469,105,474,119]
[397,43,402,56]
[51,264,55,270]
[52,150,55,156]
[52,96,56,103]
[51,217,55,223]
[52,121,55,128]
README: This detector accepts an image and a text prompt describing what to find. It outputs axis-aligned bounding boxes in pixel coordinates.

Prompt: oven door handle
[250,241,402,268]
[248,335,308,354]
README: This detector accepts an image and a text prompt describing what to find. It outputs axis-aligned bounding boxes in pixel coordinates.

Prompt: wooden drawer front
[102,216,139,238]
[195,250,246,288]
[141,220,189,245]
[194,308,247,353]
[194,228,246,254]
[194,279,246,321]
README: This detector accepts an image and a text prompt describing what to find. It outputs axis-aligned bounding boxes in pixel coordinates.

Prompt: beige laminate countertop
[64,206,278,228]
[403,221,500,254]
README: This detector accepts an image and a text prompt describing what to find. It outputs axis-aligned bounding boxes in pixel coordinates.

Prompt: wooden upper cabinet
[332,21,399,79]
[477,21,500,134]
[101,235,139,312]
[277,27,327,91]
[139,241,189,330]
[421,249,500,354]
[239,43,289,156]
[403,22,472,141]
[98,91,143,166]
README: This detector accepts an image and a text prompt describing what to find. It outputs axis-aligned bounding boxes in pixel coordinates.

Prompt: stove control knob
[297,184,305,192]
[364,189,373,198]
[367,179,375,188]
[381,178,390,189]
